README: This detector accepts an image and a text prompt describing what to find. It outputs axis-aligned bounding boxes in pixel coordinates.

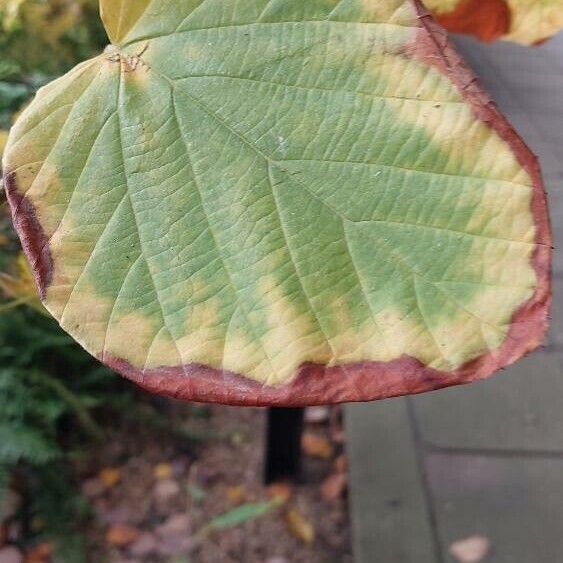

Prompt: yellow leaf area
[0,253,45,313]
[0,130,8,155]
[99,0,151,44]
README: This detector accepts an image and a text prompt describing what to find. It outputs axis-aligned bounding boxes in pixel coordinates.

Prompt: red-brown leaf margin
[3,0,551,406]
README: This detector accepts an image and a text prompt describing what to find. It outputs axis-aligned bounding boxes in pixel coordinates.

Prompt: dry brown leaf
[301,433,333,459]
[449,535,491,563]
[225,486,246,505]
[320,473,347,502]
[105,524,140,547]
[24,542,53,563]
[285,508,315,545]
[267,482,293,503]
[334,454,348,474]
[99,467,121,488]
[153,463,173,480]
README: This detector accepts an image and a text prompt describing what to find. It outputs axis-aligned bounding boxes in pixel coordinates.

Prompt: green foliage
[0,0,107,76]
[205,499,282,532]
[0,0,128,544]
[0,0,107,155]
[27,464,90,563]
[0,2,142,559]
[0,306,122,560]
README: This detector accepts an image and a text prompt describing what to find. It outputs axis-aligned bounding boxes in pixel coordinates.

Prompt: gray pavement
[347,32,563,563]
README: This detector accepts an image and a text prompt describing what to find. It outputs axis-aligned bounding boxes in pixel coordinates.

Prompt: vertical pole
[264,407,305,484]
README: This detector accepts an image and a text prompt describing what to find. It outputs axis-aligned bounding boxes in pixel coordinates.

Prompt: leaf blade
[2,0,551,405]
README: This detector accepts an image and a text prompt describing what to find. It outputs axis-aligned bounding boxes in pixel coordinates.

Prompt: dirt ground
[80,402,352,563]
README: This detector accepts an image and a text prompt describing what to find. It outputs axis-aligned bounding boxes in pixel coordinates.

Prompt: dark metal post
[264,407,305,484]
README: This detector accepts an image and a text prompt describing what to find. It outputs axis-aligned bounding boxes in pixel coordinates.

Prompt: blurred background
[0,2,561,563]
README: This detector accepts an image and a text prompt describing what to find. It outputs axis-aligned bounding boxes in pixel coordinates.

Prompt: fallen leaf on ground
[267,482,293,503]
[225,486,246,505]
[204,500,281,533]
[449,535,491,563]
[285,508,315,545]
[301,433,333,459]
[154,463,173,480]
[23,542,52,563]
[304,406,330,424]
[320,473,347,501]
[334,455,348,474]
[106,525,140,547]
[99,467,121,488]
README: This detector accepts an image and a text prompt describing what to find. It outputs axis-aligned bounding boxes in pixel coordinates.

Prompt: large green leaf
[2,0,550,405]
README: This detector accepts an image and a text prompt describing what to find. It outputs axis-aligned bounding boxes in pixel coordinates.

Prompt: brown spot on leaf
[434,0,511,42]
[3,171,53,299]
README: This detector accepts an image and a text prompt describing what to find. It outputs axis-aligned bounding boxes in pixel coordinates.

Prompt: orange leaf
[285,508,315,545]
[301,433,333,459]
[334,454,348,474]
[435,0,510,43]
[153,463,173,480]
[320,473,347,502]
[24,542,53,563]
[99,467,121,488]
[225,486,246,505]
[267,482,293,503]
[105,524,140,547]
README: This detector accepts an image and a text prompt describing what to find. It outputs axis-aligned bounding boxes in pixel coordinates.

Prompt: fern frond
[0,424,59,465]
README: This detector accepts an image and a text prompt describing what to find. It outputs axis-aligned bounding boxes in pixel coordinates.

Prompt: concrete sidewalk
[347,32,563,563]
